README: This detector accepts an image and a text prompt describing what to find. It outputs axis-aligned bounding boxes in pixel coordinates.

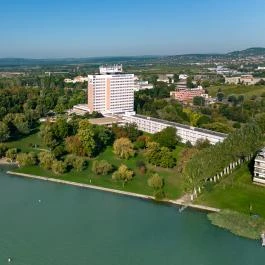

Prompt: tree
[111,123,141,141]
[148,173,164,199]
[92,160,113,175]
[255,113,265,133]
[148,173,164,190]
[6,148,18,162]
[38,151,54,170]
[51,160,67,175]
[153,127,179,149]
[134,135,151,149]
[93,125,114,154]
[112,164,134,187]
[12,113,30,134]
[216,92,225,102]
[65,135,85,156]
[113,137,135,159]
[77,120,95,157]
[145,142,161,166]
[195,139,211,150]
[53,118,69,139]
[0,143,7,157]
[39,123,58,149]
[52,145,66,159]
[159,147,176,168]
[193,96,205,106]
[183,108,202,127]
[201,80,210,88]
[0,121,9,142]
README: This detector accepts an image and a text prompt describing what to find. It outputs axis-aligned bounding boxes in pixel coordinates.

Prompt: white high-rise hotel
[87,65,134,114]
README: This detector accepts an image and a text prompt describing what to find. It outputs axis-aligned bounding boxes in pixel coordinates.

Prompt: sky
[0,0,265,58]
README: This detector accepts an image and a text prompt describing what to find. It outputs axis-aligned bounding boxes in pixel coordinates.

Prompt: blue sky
[0,0,265,58]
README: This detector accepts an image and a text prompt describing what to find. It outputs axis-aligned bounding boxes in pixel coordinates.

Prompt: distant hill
[162,47,265,63]
[0,47,265,67]
[0,56,158,68]
[227,47,265,57]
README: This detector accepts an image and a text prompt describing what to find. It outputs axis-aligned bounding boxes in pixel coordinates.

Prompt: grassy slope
[14,145,186,200]
[7,131,48,153]
[208,84,265,98]
[196,164,265,218]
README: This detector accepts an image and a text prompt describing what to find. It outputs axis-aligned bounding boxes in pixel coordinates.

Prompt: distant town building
[170,86,207,102]
[157,74,174,83]
[225,74,262,85]
[134,80,153,91]
[122,113,226,145]
[176,79,188,90]
[179,74,188,80]
[253,148,265,184]
[257,66,265,71]
[87,65,134,114]
[64,76,88,83]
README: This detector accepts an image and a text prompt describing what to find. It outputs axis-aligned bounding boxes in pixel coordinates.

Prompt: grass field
[14,145,186,200]
[196,164,265,218]
[208,84,265,98]
[7,131,48,153]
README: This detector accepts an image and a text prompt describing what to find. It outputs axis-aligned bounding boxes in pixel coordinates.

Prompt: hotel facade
[87,65,134,114]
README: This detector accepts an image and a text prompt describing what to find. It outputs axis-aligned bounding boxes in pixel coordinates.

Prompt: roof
[88,117,121,125]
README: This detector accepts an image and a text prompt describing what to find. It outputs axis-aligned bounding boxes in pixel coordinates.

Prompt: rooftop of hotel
[133,114,227,138]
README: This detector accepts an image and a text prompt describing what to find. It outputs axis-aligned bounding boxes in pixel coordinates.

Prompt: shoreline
[0,158,17,165]
[6,170,220,213]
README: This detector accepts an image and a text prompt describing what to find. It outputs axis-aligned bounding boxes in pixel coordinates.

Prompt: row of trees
[185,122,264,190]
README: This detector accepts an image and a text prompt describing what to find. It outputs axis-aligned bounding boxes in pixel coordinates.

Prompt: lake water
[0,166,265,265]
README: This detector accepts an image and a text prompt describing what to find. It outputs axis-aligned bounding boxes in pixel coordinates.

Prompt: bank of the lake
[7,170,220,213]
[1,165,265,265]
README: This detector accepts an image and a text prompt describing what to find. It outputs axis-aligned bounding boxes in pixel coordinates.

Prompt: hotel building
[122,113,226,145]
[87,65,134,114]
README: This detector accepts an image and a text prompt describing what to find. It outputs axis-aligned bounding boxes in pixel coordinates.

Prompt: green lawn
[7,131,48,153]
[208,84,265,98]
[196,164,265,218]
[14,145,186,200]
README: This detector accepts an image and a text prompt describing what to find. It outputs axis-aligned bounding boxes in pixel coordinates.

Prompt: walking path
[7,171,220,213]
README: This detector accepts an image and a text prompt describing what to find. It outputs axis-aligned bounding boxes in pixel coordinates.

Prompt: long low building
[122,113,227,145]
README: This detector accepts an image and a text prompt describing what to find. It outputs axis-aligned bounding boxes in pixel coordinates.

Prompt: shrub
[136,160,146,174]
[65,155,87,172]
[112,164,134,187]
[73,156,87,172]
[51,160,67,175]
[38,151,54,170]
[6,148,18,162]
[92,160,112,175]
[16,152,38,166]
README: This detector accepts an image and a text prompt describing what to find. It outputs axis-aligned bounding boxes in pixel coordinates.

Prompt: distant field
[196,164,265,218]
[208,84,265,98]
